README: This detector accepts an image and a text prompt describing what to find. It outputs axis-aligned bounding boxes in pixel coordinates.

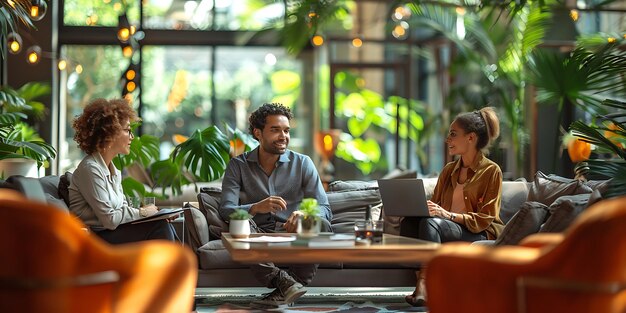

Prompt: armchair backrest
[540,195,626,282]
[0,189,197,313]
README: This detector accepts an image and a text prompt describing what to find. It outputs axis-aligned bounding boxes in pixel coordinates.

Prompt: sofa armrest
[518,233,564,248]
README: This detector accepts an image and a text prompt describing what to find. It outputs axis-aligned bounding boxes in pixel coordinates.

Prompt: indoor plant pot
[296,198,321,237]
[228,209,252,238]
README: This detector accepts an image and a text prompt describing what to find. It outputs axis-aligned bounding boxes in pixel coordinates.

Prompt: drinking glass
[143,196,156,207]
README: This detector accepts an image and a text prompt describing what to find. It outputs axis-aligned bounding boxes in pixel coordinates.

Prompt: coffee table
[221,233,440,264]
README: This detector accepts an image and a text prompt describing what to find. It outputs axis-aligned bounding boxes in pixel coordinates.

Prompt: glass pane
[64,0,140,27]
[143,0,284,30]
[333,68,426,180]
[214,46,304,148]
[59,45,128,172]
[141,46,212,157]
[214,0,284,30]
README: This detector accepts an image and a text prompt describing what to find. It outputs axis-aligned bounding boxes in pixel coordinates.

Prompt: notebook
[377,179,430,217]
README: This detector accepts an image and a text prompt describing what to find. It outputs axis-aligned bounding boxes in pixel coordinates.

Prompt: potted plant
[228,209,252,238]
[0,83,56,178]
[297,198,321,237]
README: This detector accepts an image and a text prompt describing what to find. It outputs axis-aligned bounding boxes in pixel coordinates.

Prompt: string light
[7,32,22,54]
[26,45,42,64]
[352,37,363,48]
[58,59,67,71]
[570,9,579,22]
[312,35,324,46]
[30,0,48,21]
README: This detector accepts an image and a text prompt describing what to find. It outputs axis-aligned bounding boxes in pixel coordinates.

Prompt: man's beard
[263,140,288,155]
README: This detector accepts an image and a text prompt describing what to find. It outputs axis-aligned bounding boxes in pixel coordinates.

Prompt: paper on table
[234,235,297,243]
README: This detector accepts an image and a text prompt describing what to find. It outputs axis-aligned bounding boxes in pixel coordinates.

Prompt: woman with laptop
[401,107,504,307]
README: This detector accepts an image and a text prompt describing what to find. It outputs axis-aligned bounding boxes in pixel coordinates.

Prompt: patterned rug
[194,289,428,313]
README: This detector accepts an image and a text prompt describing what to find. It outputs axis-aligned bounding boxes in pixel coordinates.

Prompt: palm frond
[585,159,626,198]
[280,0,350,55]
[0,0,37,58]
[570,121,626,158]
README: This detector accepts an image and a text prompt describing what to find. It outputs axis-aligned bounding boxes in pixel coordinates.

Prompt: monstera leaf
[171,125,230,183]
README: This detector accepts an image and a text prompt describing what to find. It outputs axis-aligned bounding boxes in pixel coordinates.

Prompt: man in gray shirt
[220,103,332,309]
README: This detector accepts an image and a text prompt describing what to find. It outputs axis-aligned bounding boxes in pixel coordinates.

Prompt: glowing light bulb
[312,35,324,46]
[58,59,67,71]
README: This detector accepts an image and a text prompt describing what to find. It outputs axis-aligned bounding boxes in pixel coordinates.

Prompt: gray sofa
[184,178,532,287]
[11,171,603,288]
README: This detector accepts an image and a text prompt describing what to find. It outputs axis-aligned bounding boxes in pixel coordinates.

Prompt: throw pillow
[327,188,382,233]
[328,180,377,192]
[500,179,531,224]
[586,188,604,208]
[58,171,73,207]
[381,167,418,179]
[494,201,549,246]
[527,171,592,206]
[584,179,612,196]
[539,193,591,233]
[183,205,210,251]
[197,187,229,235]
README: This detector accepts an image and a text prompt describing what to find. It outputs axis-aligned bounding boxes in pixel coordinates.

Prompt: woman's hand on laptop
[427,200,449,218]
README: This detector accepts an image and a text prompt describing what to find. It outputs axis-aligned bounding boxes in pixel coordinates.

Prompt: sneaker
[250,288,289,309]
[275,271,307,303]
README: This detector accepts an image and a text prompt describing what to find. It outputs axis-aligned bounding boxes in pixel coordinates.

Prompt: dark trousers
[400,217,487,243]
[250,218,333,288]
[95,220,177,244]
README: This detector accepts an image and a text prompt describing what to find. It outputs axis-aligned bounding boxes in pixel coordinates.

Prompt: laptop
[377,179,430,217]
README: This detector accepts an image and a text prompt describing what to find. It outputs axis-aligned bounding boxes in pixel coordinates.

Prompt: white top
[69,152,140,230]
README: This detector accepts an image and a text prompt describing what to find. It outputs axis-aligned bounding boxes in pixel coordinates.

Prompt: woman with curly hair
[68,98,176,244]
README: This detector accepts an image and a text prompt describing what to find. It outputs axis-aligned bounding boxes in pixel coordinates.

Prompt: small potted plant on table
[297,198,321,237]
[228,209,252,238]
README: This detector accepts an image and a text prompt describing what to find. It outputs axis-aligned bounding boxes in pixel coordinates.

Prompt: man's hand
[284,211,304,233]
[250,196,287,215]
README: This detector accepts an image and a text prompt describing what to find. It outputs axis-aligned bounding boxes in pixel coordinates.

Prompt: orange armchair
[0,189,198,313]
[425,195,626,313]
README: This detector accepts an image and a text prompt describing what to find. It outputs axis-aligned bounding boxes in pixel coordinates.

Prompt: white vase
[297,216,321,238]
[0,159,42,178]
[229,219,251,238]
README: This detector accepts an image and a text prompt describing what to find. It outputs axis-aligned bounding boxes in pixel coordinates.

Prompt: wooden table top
[221,233,440,264]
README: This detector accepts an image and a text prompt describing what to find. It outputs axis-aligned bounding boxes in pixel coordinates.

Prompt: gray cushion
[58,172,73,207]
[527,171,592,206]
[381,168,417,179]
[327,188,382,233]
[183,205,210,251]
[584,179,611,196]
[500,179,530,224]
[198,240,245,270]
[539,193,590,233]
[197,187,229,233]
[328,180,377,192]
[495,201,549,246]
[586,188,604,208]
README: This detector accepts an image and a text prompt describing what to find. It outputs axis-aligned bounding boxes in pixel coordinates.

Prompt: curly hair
[454,106,500,153]
[248,103,293,140]
[73,98,138,154]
